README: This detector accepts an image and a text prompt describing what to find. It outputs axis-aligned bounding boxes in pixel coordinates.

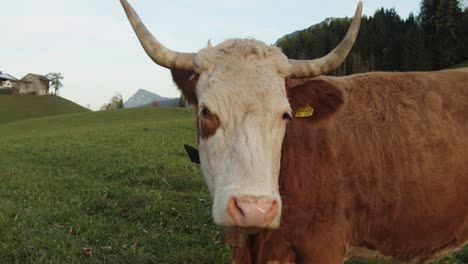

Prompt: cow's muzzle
[227,196,279,228]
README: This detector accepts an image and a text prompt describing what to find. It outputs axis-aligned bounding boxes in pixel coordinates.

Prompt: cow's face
[187,40,291,228]
[120,0,362,229]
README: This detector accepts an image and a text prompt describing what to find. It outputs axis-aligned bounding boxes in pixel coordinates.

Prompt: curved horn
[288,1,363,78]
[120,0,195,71]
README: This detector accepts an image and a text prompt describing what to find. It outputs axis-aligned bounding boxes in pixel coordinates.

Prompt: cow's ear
[171,69,199,105]
[287,79,345,123]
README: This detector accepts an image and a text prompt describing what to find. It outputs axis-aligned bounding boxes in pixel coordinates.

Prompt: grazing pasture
[0,107,228,263]
[0,107,466,263]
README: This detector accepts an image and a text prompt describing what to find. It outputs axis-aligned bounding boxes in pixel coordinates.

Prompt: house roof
[23,73,49,82]
[0,71,19,81]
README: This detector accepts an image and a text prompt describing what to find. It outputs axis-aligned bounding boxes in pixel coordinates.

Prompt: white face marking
[194,39,291,227]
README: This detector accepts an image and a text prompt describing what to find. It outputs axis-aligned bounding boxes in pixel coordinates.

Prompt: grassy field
[0,95,89,124]
[0,107,229,263]
[0,106,466,263]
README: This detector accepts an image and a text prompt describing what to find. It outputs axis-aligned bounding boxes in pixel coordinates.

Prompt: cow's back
[280,69,468,262]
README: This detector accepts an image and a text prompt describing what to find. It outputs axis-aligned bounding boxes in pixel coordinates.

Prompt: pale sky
[2,0,465,110]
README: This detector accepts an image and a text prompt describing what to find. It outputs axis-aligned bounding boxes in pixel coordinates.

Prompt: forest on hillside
[276,0,468,75]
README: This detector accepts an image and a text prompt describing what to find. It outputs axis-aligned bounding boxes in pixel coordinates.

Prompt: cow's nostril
[227,197,244,225]
[265,200,279,225]
[234,199,245,216]
[227,196,279,227]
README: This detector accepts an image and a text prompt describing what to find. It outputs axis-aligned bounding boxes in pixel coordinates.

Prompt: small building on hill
[1,72,50,96]
[13,73,50,95]
[0,71,19,90]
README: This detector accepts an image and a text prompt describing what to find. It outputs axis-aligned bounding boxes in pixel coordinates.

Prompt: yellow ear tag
[295,104,314,118]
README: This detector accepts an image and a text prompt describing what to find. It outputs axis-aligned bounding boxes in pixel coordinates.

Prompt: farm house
[0,72,50,95]
[0,71,18,90]
[14,73,50,95]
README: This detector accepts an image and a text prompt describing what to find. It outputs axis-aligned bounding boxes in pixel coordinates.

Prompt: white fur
[194,39,291,227]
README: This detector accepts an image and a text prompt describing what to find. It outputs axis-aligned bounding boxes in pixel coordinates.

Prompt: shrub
[100,94,124,110]
[0,88,13,95]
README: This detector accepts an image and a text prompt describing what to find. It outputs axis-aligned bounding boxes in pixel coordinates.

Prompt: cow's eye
[282,112,292,121]
[201,106,211,117]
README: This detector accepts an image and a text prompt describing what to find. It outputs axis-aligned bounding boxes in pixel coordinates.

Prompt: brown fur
[172,69,468,263]
[199,109,221,139]
[171,69,198,105]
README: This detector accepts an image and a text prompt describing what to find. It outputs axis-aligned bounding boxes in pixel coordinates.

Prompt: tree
[178,95,187,107]
[45,72,64,95]
[463,7,468,58]
[100,104,110,111]
[276,0,467,73]
[419,0,440,34]
[401,21,430,71]
[433,0,463,67]
[101,93,124,110]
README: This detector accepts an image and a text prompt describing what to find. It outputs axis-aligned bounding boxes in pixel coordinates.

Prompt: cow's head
[121,0,362,229]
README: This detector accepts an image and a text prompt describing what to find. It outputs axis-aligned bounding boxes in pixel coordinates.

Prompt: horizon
[2,0,467,110]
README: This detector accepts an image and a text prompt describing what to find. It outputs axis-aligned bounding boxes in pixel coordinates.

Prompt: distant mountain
[124,89,174,108]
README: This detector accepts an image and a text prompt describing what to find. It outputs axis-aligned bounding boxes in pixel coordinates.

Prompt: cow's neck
[279,121,343,223]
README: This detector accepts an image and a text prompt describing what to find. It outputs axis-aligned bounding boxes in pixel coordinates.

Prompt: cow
[120,0,468,263]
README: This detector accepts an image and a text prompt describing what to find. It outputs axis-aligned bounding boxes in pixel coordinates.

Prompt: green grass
[0,95,89,124]
[0,107,228,263]
[0,107,466,263]
[448,59,468,69]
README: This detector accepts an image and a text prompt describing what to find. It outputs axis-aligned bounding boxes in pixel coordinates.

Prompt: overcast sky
[2,0,466,110]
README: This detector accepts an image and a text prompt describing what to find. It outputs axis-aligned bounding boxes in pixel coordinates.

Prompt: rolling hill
[142,98,180,107]
[0,95,89,124]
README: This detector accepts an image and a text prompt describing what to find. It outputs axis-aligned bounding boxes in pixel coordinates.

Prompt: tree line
[276,0,468,75]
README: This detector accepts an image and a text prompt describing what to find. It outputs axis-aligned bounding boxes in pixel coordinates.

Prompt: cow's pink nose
[227,196,279,227]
